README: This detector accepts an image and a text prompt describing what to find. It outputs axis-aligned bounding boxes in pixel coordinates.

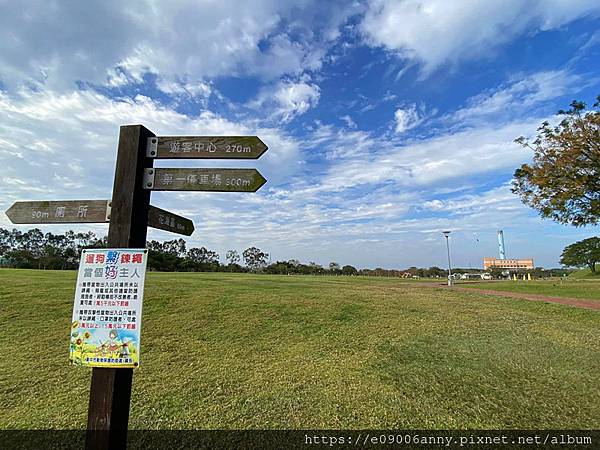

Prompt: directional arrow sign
[144,168,267,193]
[5,200,111,224]
[146,136,268,159]
[148,205,195,236]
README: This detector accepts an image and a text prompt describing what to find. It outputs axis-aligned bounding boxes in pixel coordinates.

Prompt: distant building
[483,257,534,270]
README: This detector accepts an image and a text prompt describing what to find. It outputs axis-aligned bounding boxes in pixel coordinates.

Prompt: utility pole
[442,231,452,286]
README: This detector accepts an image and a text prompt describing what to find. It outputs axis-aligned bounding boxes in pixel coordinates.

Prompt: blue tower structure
[497,229,506,260]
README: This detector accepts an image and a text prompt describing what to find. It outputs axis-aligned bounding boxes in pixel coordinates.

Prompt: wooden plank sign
[143,168,267,193]
[5,200,111,224]
[148,205,194,236]
[146,136,267,160]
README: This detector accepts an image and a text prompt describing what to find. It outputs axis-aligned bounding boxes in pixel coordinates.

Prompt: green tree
[183,246,220,271]
[559,237,600,274]
[226,250,240,265]
[341,265,358,276]
[242,247,269,271]
[328,262,340,273]
[427,266,446,278]
[162,239,187,257]
[0,228,11,256]
[186,247,219,265]
[512,96,600,226]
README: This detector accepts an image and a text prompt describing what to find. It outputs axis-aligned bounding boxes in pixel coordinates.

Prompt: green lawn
[569,268,600,279]
[0,269,598,430]
[457,278,600,301]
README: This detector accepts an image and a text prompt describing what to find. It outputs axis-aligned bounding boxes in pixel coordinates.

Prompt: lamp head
[442,230,451,238]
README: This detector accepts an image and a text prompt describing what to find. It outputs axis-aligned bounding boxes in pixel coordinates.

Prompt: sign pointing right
[147,136,268,159]
[144,168,267,193]
[148,205,195,236]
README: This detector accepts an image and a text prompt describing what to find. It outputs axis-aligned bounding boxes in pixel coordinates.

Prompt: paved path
[417,283,600,311]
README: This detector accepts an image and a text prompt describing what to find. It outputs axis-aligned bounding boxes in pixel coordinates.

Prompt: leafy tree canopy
[242,246,269,271]
[513,96,600,226]
[225,250,240,265]
[559,237,600,274]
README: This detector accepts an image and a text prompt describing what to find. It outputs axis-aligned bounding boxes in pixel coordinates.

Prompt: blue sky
[0,0,599,269]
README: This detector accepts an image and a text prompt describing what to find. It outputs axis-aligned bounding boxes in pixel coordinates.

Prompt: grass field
[457,278,600,301]
[569,268,600,279]
[0,269,599,430]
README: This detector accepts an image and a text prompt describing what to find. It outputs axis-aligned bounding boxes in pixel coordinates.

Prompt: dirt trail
[414,283,600,311]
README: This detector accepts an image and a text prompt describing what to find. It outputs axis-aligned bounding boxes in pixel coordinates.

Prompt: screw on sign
[3,124,268,450]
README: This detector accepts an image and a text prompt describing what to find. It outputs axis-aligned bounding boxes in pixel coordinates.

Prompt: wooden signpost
[5,200,111,224]
[4,124,268,450]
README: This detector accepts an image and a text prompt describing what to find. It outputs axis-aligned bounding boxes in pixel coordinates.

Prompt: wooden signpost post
[3,124,268,450]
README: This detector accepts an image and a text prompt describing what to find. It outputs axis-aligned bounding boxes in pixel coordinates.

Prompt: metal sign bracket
[143,168,155,189]
[146,137,158,158]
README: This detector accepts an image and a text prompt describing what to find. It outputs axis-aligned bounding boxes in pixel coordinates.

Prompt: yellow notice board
[69,248,147,368]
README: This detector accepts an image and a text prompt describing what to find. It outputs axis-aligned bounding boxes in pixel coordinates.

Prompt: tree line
[0,228,269,273]
[0,227,374,275]
[0,227,593,276]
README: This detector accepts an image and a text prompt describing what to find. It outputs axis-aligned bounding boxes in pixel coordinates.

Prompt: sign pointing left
[5,200,111,224]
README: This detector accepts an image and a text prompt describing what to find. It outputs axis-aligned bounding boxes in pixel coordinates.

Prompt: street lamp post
[442,231,453,286]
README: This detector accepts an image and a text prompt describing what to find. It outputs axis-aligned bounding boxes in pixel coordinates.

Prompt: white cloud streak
[394,104,423,133]
[360,0,600,74]
[251,79,321,123]
[448,70,587,124]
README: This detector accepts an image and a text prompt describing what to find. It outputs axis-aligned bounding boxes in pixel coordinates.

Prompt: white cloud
[316,119,542,193]
[273,80,321,122]
[156,79,212,98]
[251,79,321,123]
[306,122,375,160]
[341,115,357,129]
[0,1,356,91]
[360,0,600,74]
[394,104,423,133]
[155,78,214,108]
[421,184,522,217]
[448,70,585,124]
